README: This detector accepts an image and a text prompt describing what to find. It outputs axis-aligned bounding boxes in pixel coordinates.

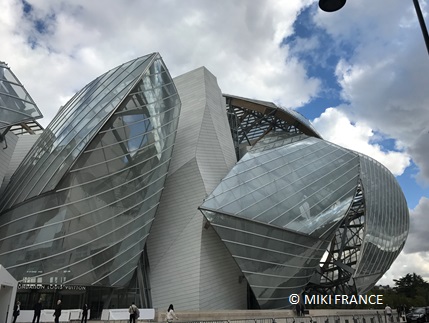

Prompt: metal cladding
[0,53,181,287]
[0,58,409,310]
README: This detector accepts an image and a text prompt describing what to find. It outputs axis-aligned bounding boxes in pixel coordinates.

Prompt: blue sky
[288,5,429,210]
[1,0,429,286]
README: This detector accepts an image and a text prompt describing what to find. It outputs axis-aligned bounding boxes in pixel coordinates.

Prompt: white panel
[196,68,236,193]
[199,226,247,309]
[147,158,205,310]
[167,68,206,174]
[0,132,19,194]
[0,134,40,193]
[202,72,236,170]
[147,66,245,310]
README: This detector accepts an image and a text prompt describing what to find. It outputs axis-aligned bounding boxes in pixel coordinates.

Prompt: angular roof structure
[0,53,181,288]
[0,61,43,133]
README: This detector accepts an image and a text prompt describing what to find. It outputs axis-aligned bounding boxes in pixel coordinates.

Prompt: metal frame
[225,96,313,160]
[305,183,365,299]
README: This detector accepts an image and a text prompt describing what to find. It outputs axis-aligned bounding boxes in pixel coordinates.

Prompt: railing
[180,312,403,323]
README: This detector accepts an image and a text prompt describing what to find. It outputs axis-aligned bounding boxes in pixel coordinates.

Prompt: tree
[393,273,429,299]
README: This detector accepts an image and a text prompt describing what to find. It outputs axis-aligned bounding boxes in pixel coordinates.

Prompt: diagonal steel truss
[305,183,365,298]
[226,98,302,160]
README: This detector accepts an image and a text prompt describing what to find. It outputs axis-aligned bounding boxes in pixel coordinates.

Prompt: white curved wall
[146,67,246,310]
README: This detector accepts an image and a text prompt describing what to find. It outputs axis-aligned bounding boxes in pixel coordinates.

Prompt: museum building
[0,54,409,317]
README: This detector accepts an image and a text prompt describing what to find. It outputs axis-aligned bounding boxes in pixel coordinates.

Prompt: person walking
[81,304,89,323]
[166,304,178,323]
[300,302,306,316]
[32,299,43,323]
[295,303,301,316]
[385,304,393,322]
[12,301,20,323]
[53,300,62,323]
[129,302,139,323]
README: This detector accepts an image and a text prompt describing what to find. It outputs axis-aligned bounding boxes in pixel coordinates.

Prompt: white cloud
[404,197,429,254]
[378,251,429,287]
[0,0,321,128]
[2,0,428,290]
[310,1,429,288]
[313,0,429,184]
[312,107,410,176]
[377,197,429,286]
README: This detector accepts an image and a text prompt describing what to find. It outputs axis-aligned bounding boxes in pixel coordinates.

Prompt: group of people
[13,299,176,323]
[12,299,89,323]
[128,302,178,323]
[386,304,414,322]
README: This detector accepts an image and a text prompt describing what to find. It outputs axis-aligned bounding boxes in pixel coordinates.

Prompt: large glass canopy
[0,61,43,132]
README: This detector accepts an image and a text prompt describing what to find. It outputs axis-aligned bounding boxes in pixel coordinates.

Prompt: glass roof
[223,94,321,139]
[201,135,360,238]
[0,61,43,131]
[0,54,157,211]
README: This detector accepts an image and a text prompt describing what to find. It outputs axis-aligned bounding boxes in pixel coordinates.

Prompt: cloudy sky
[1,0,429,287]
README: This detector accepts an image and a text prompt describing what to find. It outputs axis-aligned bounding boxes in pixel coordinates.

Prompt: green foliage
[393,273,429,299]
[305,273,429,309]
[366,273,429,309]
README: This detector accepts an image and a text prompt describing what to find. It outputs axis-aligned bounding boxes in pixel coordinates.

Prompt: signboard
[17,283,86,290]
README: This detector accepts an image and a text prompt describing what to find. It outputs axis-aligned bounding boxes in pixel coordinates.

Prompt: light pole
[318,0,429,56]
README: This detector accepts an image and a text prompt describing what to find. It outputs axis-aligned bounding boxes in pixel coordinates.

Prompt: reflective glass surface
[200,134,362,308]
[353,155,409,293]
[0,62,43,130]
[0,54,181,287]
[202,210,329,309]
[202,136,360,238]
[0,55,153,211]
[200,131,409,308]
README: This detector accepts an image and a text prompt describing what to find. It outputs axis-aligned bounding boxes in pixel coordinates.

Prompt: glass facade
[0,60,409,312]
[200,96,409,308]
[0,61,43,131]
[200,134,362,308]
[202,210,330,309]
[0,53,181,288]
[201,134,360,238]
[353,154,409,294]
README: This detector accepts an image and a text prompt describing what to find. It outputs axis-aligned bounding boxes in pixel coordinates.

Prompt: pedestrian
[295,303,301,316]
[385,304,393,322]
[32,299,43,323]
[53,300,62,323]
[166,304,178,323]
[12,300,20,323]
[300,302,305,316]
[81,303,89,323]
[129,302,139,323]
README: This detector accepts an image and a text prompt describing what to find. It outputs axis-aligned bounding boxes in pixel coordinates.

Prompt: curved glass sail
[200,134,360,308]
[0,53,181,287]
[0,55,154,210]
[0,61,43,131]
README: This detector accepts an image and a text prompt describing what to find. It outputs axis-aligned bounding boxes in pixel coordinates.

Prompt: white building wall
[0,134,40,194]
[146,67,246,310]
[0,132,18,195]
[0,265,18,323]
